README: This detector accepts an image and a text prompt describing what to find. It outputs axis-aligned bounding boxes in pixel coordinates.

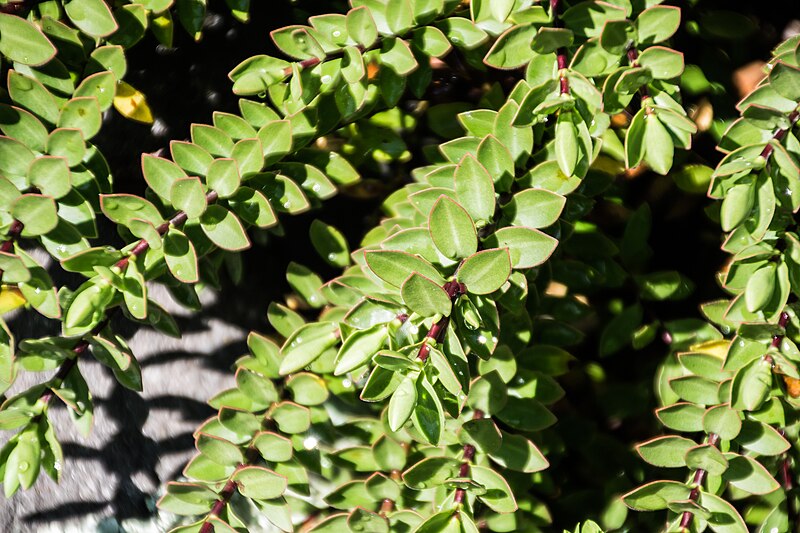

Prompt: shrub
[0,0,797,532]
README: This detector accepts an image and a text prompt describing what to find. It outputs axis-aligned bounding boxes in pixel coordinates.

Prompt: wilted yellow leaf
[114,81,154,124]
[0,286,26,315]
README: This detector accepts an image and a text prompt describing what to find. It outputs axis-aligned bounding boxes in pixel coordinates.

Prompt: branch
[550,0,570,96]
[114,190,219,270]
[453,409,483,505]
[626,47,652,110]
[0,220,24,281]
[416,281,465,362]
[679,432,720,529]
[761,110,800,160]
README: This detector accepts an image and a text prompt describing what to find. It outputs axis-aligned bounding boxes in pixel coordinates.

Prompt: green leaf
[411,26,451,58]
[64,0,119,37]
[267,302,304,339]
[669,375,720,405]
[636,6,681,45]
[270,401,310,434]
[468,371,507,415]
[47,129,86,167]
[561,0,626,38]
[380,37,418,76]
[334,323,388,375]
[199,205,251,251]
[232,466,287,499]
[484,227,558,269]
[346,6,378,48]
[196,433,243,467]
[228,187,276,229]
[730,357,772,411]
[191,124,234,158]
[310,220,350,268]
[286,372,329,406]
[744,263,776,312]
[12,194,58,237]
[505,188,566,229]
[171,141,213,177]
[600,20,636,54]
[488,431,549,473]
[170,177,207,219]
[401,273,451,317]
[638,46,684,79]
[555,110,579,177]
[635,436,695,468]
[457,249,511,295]
[258,120,292,164]
[347,508,389,533]
[429,196,477,260]
[736,420,791,456]
[271,25,325,60]
[643,114,674,175]
[17,248,60,318]
[477,135,514,191]
[0,105,48,152]
[28,157,71,199]
[164,228,199,283]
[253,431,293,463]
[599,303,643,357]
[702,404,742,441]
[531,27,573,54]
[279,322,339,375]
[723,454,780,495]
[286,262,325,308]
[8,71,60,124]
[388,374,416,432]
[158,482,217,516]
[0,14,57,66]
[365,250,446,287]
[142,154,187,202]
[438,17,489,50]
[471,465,517,513]
[769,61,800,101]
[625,107,646,169]
[622,480,690,511]
[697,492,748,533]
[206,158,241,198]
[720,181,754,232]
[402,456,460,490]
[0,252,30,284]
[58,97,102,139]
[100,193,163,228]
[483,25,538,69]
[685,444,728,476]
[454,154,495,224]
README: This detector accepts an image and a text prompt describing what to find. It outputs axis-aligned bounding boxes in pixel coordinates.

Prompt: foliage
[0,0,796,532]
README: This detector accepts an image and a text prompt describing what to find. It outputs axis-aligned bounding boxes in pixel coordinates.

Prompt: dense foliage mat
[0,0,799,531]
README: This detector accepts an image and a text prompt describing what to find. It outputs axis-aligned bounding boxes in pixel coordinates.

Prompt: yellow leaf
[114,81,154,124]
[689,339,730,359]
[0,286,26,315]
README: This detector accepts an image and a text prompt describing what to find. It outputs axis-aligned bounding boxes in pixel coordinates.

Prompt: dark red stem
[199,477,238,533]
[626,47,651,106]
[550,0,570,95]
[679,433,720,529]
[453,410,484,505]
[37,315,112,407]
[762,111,800,160]
[114,190,218,270]
[416,281,465,362]
[771,311,791,348]
[0,220,25,282]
